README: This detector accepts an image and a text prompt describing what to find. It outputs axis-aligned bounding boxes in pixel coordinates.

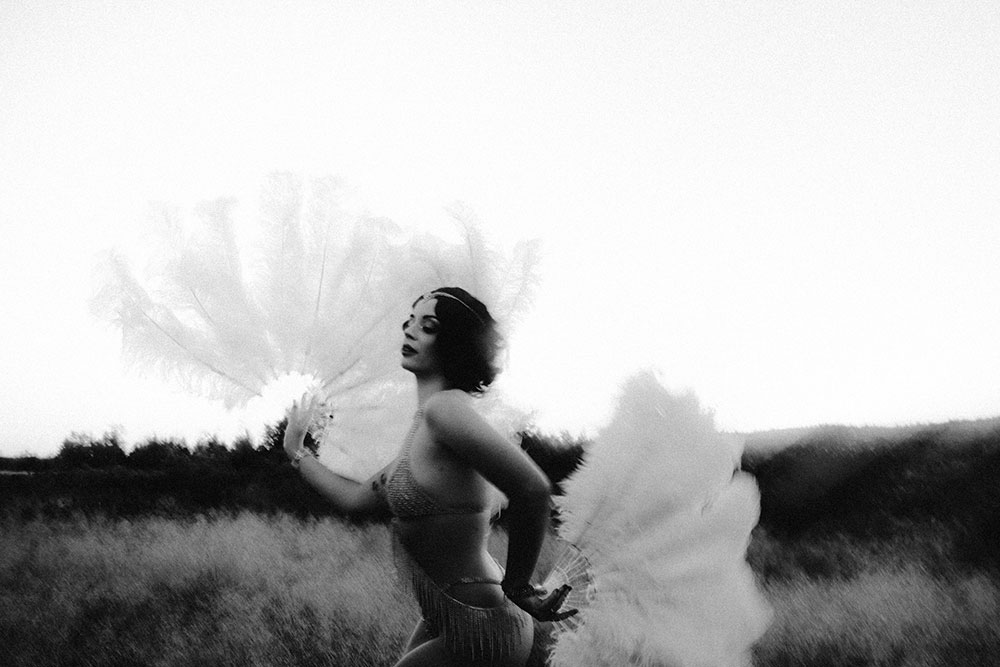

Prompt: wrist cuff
[501,580,537,600]
[290,448,313,468]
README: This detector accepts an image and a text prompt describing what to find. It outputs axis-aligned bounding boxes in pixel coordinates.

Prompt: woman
[283,287,575,666]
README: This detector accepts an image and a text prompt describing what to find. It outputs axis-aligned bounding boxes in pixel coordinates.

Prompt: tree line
[0,423,588,523]
[4,416,998,572]
[743,420,1000,571]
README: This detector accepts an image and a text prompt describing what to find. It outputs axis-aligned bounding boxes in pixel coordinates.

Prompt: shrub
[127,437,191,470]
[56,431,127,469]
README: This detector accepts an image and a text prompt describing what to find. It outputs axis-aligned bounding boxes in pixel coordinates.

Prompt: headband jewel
[421,291,486,325]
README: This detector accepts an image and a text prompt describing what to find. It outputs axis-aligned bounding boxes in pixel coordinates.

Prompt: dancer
[283,287,575,667]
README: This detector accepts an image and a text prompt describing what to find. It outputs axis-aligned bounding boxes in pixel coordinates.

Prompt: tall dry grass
[0,513,416,666]
[3,513,999,666]
[754,565,1000,667]
[748,527,1000,666]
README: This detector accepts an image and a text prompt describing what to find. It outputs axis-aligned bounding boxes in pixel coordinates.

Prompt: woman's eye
[421,324,439,334]
[401,319,412,330]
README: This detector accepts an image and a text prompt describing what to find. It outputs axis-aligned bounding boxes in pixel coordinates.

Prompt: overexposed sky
[2,1,998,457]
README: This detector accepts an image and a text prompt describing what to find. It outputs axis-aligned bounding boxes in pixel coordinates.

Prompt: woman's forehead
[412,296,438,317]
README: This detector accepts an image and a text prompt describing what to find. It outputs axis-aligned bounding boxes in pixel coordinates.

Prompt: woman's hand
[504,583,578,623]
[283,392,326,459]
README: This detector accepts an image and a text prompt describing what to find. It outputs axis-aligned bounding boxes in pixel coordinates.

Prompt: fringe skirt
[392,528,531,663]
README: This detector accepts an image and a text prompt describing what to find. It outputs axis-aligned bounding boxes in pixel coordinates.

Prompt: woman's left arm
[424,392,575,621]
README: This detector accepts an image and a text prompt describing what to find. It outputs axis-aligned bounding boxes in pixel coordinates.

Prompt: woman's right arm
[284,395,389,517]
[292,452,388,515]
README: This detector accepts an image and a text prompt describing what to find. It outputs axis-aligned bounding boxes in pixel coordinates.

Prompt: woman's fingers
[287,393,318,431]
[545,586,577,621]
[290,392,323,416]
[550,586,573,613]
[551,606,579,622]
[542,584,569,607]
[521,584,577,622]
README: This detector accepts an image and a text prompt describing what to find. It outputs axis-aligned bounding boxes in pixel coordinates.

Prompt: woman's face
[400,296,442,376]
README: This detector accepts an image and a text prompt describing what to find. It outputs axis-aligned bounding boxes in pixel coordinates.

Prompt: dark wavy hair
[416,287,502,395]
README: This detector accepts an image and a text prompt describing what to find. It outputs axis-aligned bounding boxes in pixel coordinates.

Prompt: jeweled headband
[419,291,486,325]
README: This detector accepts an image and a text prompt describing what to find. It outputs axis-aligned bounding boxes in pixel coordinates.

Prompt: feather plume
[92,247,265,406]
[93,173,538,478]
[547,371,772,667]
[409,205,540,339]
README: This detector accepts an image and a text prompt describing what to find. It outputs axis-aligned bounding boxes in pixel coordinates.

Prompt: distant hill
[741,415,1000,569]
[736,415,1000,454]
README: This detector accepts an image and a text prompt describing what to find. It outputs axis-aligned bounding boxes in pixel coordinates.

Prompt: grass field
[1,513,414,666]
[749,528,1000,667]
[2,512,998,666]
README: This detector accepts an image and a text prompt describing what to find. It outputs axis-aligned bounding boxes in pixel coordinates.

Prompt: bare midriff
[394,511,506,607]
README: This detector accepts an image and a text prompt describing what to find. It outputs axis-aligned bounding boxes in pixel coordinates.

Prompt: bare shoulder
[424,390,549,497]
[423,389,503,453]
[423,389,479,431]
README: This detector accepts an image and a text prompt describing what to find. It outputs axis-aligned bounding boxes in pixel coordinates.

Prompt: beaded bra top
[380,409,484,519]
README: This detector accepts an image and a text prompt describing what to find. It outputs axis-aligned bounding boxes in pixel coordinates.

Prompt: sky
[1,1,998,458]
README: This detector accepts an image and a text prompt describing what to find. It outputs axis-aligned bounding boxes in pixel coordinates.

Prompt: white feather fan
[92,174,538,479]
[545,371,772,667]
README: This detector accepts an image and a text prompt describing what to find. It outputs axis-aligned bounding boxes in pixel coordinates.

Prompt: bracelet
[290,447,313,468]
[501,580,538,600]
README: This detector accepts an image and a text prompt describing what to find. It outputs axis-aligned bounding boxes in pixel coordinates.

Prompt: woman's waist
[392,512,491,551]
[391,519,503,598]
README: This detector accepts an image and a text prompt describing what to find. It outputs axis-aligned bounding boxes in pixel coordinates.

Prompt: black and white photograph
[2,2,998,665]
